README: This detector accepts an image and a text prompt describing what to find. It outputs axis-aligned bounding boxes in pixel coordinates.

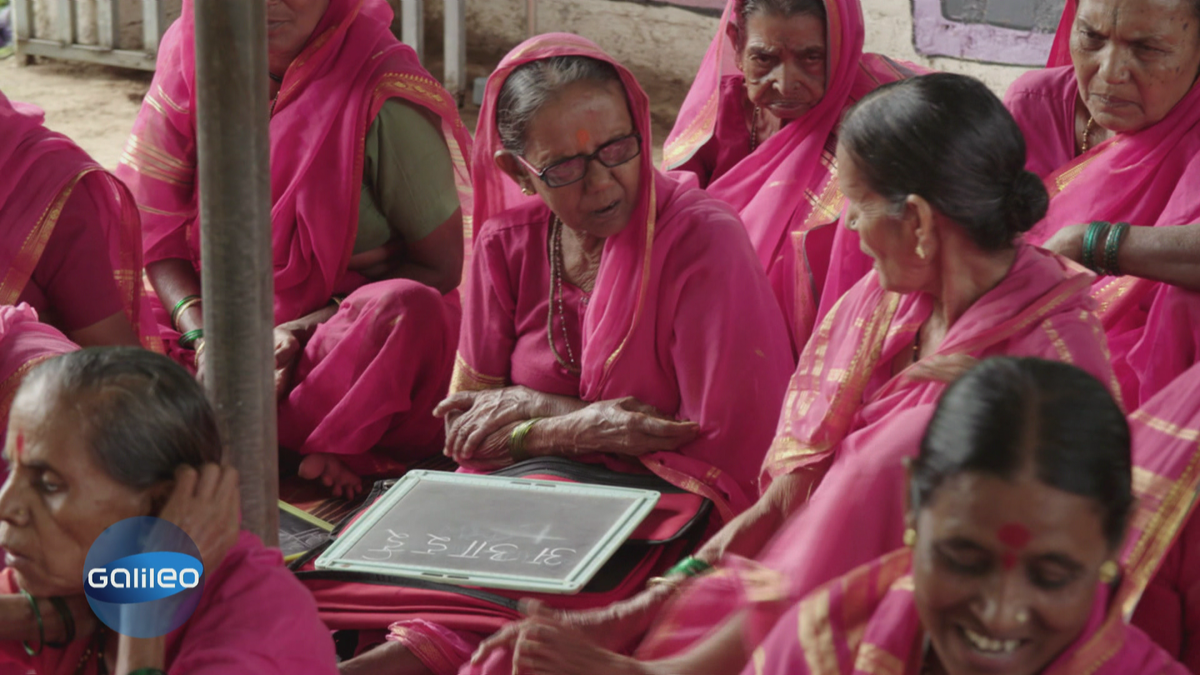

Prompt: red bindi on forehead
[997,523,1032,570]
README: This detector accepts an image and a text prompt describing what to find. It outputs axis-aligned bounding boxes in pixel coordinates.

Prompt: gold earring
[1099,560,1119,584]
[521,185,535,196]
[915,243,927,260]
[903,528,917,548]
[1015,609,1030,624]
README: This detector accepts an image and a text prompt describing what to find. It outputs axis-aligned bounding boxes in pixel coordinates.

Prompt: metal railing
[12,0,167,71]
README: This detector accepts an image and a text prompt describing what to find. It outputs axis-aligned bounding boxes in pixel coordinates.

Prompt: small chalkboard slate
[314,470,660,594]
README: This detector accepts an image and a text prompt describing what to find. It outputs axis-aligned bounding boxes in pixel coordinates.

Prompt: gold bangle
[330,295,345,308]
[508,418,542,463]
[170,296,203,332]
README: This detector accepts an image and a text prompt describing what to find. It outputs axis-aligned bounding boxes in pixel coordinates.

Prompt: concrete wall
[420,0,1035,98]
[30,0,182,50]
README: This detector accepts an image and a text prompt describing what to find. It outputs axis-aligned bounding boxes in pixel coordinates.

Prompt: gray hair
[496,55,623,154]
[733,0,827,51]
[19,348,222,491]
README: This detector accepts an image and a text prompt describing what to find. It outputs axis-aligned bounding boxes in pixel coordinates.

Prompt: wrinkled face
[0,385,151,597]
[912,472,1114,675]
[735,11,828,120]
[1071,0,1200,133]
[266,0,331,64]
[837,143,931,293]
[518,80,642,239]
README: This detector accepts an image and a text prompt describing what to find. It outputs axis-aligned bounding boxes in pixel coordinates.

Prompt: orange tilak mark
[575,128,591,148]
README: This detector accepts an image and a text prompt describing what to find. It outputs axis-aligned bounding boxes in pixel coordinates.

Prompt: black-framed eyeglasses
[516,133,642,188]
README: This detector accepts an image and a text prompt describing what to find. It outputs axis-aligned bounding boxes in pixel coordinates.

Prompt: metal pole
[444,0,467,101]
[192,0,279,546]
[526,0,537,37]
[400,0,424,61]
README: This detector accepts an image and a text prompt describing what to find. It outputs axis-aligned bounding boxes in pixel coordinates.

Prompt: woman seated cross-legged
[116,0,473,497]
[747,358,1188,675]
[467,73,1117,675]
[664,0,920,353]
[336,34,795,675]
[0,348,339,674]
[1004,0,1200,409]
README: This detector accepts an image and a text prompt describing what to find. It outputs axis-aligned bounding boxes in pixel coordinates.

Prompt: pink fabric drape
[1119,363,1200,672]
[1003,1,1200,410]
[117,0,472,469]
[0,532,339,674]
[460,33,793,520]
[0,305,78,441]
[663,0,921,352]
[635,245,1116,662]
[0,93,161,351]
[749,549,1188,675]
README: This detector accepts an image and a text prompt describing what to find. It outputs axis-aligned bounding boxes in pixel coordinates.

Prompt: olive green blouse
[354,98,461,255]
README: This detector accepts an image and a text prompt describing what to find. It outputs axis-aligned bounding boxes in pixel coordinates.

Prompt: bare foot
[298,453,364,498]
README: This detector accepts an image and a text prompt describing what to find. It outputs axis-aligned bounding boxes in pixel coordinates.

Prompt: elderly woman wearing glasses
[352,33,795,675]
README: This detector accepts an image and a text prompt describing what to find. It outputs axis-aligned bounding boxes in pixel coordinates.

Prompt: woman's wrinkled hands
[474,600,649,675]
[156,464,241,574]
[1042,222,1089,263]
[435,387,560,462]
[555,398,700,458]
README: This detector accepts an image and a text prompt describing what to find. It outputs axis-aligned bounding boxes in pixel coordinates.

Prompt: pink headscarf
[472,33,661,393]
[0,93,160,350]
[122,0,473,325]
[661,0,920,347]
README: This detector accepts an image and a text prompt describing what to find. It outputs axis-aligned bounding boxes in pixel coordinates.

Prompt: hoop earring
[903,528,917,548]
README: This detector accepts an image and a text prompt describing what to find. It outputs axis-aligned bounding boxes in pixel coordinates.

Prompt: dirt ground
[0,49,683,171]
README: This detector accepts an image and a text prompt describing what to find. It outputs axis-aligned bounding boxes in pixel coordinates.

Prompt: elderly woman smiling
[664,0,918,352]
[0,348,338,674]
[1005,0,1200,409]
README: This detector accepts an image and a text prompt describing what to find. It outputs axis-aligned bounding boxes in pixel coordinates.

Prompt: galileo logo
[83,517,205,638]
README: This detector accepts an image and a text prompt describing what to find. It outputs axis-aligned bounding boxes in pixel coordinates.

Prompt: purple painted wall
[913,0,1058,66]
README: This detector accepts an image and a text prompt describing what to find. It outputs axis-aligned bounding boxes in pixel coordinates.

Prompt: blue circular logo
[83,517,205,638]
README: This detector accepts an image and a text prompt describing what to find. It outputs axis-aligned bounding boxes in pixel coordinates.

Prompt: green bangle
[666,556,712,578]
[43,596,73,649]
[508,418,542,463]
[170,294,202,331]
[20,590,43,657]
[179,328,205,350]
[1081,221,1109,272]
[1102,221,1130,276]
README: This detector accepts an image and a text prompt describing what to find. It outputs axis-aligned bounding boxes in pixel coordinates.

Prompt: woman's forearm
[116,634,165,674]
[1116,224,1200,291]
[641,613,751,675]
[146,258,204,333]
[694,472,815,564]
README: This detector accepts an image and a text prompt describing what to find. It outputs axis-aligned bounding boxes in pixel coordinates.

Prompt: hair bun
[1005,170,1049,235]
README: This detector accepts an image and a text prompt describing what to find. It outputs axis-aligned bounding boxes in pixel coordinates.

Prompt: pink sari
[1003,0,1200,410]
[0,532,340,674]
[635,245,1116,662]
[663,0,921,353]
[400,34,793,675]
[116,0,473,474]
[0,305,78,440]
[748,549,1188,675]
[0,93,160,351]
[1120,364,1200,671]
